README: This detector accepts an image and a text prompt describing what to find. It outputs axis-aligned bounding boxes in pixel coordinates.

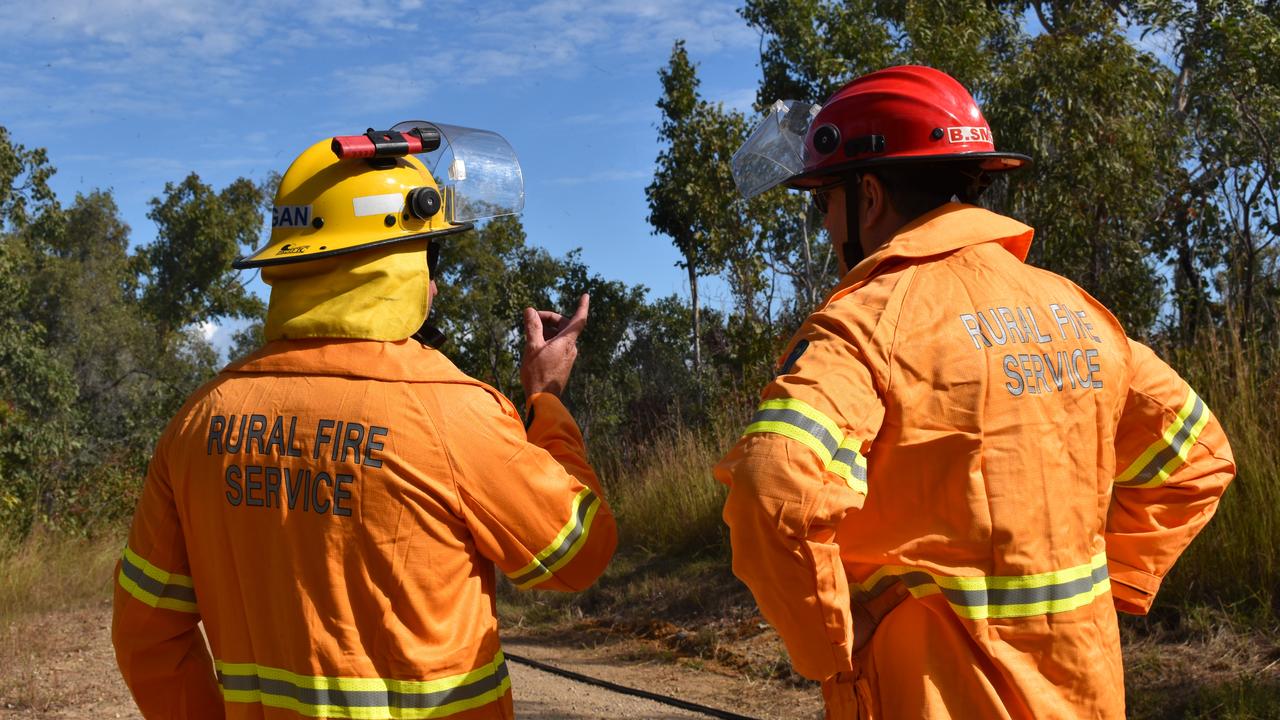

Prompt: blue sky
[1,0,764,350]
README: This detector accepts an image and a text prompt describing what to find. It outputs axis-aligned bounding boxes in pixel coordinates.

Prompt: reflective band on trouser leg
[117,545,198,613]
[1115,388,1209,489]
[215,650,510,719]
[851,553,1110,621]
[506,488,601,590]
[742,398,868,494]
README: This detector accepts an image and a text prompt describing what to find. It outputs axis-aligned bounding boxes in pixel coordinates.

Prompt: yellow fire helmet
[235,121,524,342]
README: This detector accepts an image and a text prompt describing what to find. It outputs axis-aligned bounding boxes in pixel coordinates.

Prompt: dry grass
[0,532,123,712]
[0,529,120,623]
[1158,329,1280,622]
[599,424,732,559]
[1122,609,1280,718]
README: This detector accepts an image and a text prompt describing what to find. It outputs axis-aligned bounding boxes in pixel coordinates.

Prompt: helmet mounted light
[331,127,443,161]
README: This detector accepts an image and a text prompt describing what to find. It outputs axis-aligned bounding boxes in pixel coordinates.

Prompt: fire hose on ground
[504,652,761,720]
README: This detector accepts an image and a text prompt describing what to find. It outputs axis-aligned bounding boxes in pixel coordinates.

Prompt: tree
[739,0,1239,335]
[0,126,59,234]
[135,173,267,335]
[1140,1,1280,343]
[647,41,726,371]
[433,215,564,401]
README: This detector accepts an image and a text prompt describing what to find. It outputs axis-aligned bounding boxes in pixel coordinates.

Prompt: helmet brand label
[273,205,312,228]
[275,243,309,255]
[946,126,993,144]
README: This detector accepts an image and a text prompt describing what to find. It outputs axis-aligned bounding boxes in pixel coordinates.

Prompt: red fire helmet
[731,65,1030,198]
[796,65,1029,187]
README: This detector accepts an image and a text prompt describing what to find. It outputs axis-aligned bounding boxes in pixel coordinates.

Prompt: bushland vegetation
[0,0,1277,711]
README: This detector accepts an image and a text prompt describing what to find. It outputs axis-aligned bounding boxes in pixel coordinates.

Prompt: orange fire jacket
[715,204,1234,719]
[113,338,617,719]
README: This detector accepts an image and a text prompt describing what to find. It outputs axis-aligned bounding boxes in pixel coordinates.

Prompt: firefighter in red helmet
[718,65,1233,718]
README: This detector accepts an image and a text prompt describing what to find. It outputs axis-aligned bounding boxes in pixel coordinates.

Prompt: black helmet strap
[841,175,866,271]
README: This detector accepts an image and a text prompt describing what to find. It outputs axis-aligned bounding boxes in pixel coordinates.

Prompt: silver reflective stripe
[1118,395,1206,486]
[851,573,902,604]
[832,446,867,482]
[852,555,1111,620]
[933,563,1109,608]
[507,490,599,587]
[749,407,840,457]
[216,660,509,711]
[120,551,197,603]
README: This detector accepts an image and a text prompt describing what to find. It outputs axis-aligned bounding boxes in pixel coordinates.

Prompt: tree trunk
[688,261,702,371]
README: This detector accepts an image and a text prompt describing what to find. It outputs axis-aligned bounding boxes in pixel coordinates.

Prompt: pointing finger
[562,294,590,339]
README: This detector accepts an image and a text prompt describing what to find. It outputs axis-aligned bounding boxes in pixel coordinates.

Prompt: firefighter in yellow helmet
[112,123,617,719]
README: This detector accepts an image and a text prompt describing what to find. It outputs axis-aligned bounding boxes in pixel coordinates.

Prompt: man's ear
[861,173,888,228]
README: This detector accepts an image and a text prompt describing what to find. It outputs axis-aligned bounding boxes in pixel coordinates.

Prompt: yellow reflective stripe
[1116,388,1209,488]
[853,553,1109,621]
[507,488,600,589]
[117,545,198,613]
[743,398,868,494]
[215,650,510,719]
[745,398,841,465]
[828,439,869,494]
[934,553,1103,591]
[122,545,194,588]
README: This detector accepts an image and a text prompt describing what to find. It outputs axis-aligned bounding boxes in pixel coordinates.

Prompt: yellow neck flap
[262,242,430,342]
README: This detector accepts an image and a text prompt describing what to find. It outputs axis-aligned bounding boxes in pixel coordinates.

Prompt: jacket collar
[224,339,475,384]
[840,203,1034,289]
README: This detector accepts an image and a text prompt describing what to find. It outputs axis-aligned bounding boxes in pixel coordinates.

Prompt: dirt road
[0,604,820,719]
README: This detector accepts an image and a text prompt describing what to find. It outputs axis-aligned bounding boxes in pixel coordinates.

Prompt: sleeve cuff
[1108,558,1162,615]
[525,392,566,424]
[524,392,580,442]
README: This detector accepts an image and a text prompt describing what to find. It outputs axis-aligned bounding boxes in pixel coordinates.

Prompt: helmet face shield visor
[392,121,525,224]
[731,100,819,199]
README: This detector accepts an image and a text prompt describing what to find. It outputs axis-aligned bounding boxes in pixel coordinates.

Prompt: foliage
[434,215,710,448]
[0,128,268,537]
[136,174,266,335]
[641,1,1280,626]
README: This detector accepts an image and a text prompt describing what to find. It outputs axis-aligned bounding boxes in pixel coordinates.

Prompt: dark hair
[870,162,990,220]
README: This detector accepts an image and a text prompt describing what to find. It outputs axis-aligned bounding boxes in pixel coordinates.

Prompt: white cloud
[0,0,756,159]
[198,320,218,342]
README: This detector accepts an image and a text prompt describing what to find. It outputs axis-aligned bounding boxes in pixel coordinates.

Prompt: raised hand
[520,293,589,398]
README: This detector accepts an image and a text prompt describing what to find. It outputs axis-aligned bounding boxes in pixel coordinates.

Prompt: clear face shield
[390,121,525,224]
[730,100,820,199]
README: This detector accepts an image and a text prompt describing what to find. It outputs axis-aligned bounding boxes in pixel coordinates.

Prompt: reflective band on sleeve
[215,649,510,719]
[1115,388,1210,489]
[742,398,869,495]
[744,398,841,464]
[828,439,869,494]
[852,553,1110,621]
[117,545,198,613]
[506,488,601,590]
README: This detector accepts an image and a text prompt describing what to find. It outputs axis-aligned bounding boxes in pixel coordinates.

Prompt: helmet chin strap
[841,178,866,271]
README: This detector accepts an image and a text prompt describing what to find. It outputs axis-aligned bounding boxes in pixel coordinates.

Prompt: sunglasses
[810,182,843,215]
[428,241,441,275]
